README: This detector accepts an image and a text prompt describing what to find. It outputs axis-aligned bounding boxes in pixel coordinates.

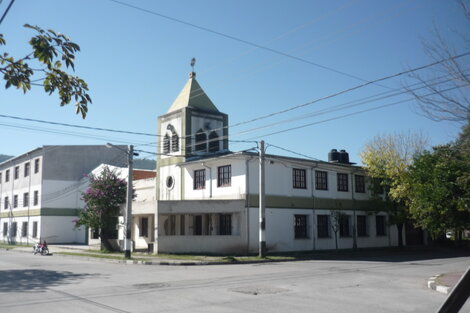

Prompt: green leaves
[0,24,91,118]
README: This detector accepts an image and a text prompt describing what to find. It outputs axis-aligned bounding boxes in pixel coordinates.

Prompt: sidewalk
[7,244,225,265]
[428,272,464,295]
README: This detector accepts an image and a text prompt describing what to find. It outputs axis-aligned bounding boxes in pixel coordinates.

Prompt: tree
[407,123,470,239]
[405,0,470,123]
[75,166,127,251]
[0,24,91,118]
[360,132,428,246]
[331,210,345,250]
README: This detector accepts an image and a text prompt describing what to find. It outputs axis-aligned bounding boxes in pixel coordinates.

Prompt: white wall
[182,158,247,200]
[38,216,86,244]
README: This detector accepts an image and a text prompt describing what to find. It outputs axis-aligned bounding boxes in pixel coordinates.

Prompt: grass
[56,251,151,261]
[0,242,32,249]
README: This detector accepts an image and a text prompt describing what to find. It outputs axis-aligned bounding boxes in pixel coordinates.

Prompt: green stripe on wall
[247,195,384,211]
[0,208,83,218]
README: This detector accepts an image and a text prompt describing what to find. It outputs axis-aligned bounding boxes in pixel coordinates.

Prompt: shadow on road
[0,269,93,293]
[268,246,470,264]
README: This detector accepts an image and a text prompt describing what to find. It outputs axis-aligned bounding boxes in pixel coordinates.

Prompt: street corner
[427,272,463,295]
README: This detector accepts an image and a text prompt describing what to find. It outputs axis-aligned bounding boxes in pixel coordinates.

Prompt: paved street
[0,250,469,313]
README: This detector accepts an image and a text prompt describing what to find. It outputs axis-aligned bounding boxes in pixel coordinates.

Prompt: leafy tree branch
[0,24,91,118]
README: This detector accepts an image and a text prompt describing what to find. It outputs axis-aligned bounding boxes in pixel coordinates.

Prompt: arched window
[163,134,170,154]
[208,131,219,152]
[171,131,179,152]
[195,129,207,152]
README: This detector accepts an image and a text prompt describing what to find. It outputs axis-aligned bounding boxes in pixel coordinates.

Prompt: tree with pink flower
[75,166,127,251]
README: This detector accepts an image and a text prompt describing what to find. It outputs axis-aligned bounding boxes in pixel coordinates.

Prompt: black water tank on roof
[339,149,349,164]
[328,149,340,162]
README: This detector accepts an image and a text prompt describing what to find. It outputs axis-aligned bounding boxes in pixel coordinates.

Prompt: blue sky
[0,0,468,164]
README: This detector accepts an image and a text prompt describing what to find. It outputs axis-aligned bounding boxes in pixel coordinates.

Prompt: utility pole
[259,140,266,257]
[124,145,134,259]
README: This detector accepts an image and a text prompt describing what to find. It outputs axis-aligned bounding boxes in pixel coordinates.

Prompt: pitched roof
[167,72,219,113]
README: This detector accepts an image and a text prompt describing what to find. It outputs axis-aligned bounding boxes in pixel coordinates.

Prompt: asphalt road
[0,249,469,313]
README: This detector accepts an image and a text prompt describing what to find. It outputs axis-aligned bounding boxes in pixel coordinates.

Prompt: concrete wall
[156,200,247,254]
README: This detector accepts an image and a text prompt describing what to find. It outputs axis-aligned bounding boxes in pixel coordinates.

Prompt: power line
[232,72,465,137]
[107,0,381,86]
[0,114,155,137]
[0,0,14,25]
[248,84,464,139]
[266,143,320,161]
[178,51,470,142]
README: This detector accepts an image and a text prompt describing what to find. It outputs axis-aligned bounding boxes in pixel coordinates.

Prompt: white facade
[151,72,410,254]
[0,146,127,245]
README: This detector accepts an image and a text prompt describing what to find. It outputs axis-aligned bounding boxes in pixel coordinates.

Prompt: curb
[427,275,452,295]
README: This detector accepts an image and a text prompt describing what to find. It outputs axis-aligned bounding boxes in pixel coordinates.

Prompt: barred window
[24,162,30,177]
[34,158,40,174]
[357,215,368,237]
[217,165,231,187]
[293,168,306,189]
[22,221,28,237]
[355,175,365,193]
[376,215,386,236]
[23,192,29,207]
[193,169,206,190]
[317,215,330,238]
[219,214,232,235]
[294,215,308,239]
[339,215,351,237]
[32,221,38,238]
[33,191,39,206]
[315,170,328,190]
[337,173,349,192]
[140,217,149,237]
[11,222,17,237]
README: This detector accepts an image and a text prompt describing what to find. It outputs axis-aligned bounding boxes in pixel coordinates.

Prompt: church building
[150,71,404,254]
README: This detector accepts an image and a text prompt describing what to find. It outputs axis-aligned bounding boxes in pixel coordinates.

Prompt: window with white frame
[218,214,232,235]
[32,221,38,238]
[317,215,330,238]
[315,170,328,190]
[217,165,231,187]
[24,162,30,177]
[22,221,28,237]
[292,168,307,189]
[355,175,366,193]
[376,215,386,236]
[23,192,29,207]
[14,166,19,180]
[2,222,7,236]
[294,215,308,239]
[337,173,349,192]
[5,169,9,182]
[34,159,40,174]
[339,215,351,237]
[193,169,206,190]
[33,190,39,206]
[357,215,368,237]
[11,222,17,237]
[13,195,18,208]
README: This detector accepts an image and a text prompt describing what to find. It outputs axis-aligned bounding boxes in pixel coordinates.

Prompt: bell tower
[156,70,228,200]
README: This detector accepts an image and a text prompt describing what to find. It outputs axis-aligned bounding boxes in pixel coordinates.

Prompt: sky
[0,0,468,165]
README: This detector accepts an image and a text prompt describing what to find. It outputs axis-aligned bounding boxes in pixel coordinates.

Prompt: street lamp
[106,143,138,259]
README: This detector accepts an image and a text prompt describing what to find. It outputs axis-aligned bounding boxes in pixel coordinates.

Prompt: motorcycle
[33,241,49,255]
